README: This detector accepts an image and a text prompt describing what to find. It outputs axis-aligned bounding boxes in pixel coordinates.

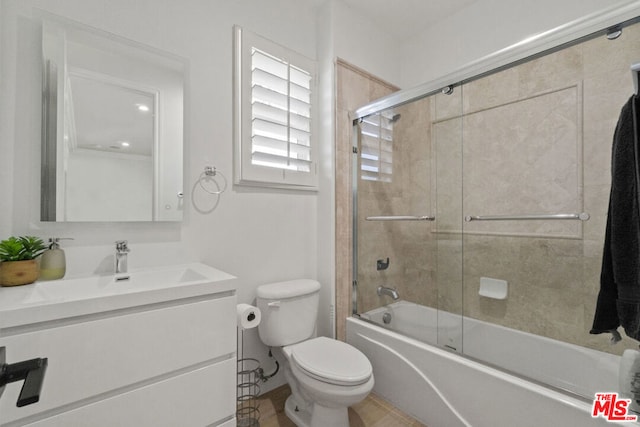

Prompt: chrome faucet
[115,240,129,275]
[377,286,399,300]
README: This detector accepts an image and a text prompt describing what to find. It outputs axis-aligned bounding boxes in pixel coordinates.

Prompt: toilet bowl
[256,280,374,427]
[282,337,374,427]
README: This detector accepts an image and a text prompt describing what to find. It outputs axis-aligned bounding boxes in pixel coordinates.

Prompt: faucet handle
[115,240,129,253]
[376,257,390,271]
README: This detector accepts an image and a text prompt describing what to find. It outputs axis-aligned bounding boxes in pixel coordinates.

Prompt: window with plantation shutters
[234,26,317,190]
[359,111,394,182]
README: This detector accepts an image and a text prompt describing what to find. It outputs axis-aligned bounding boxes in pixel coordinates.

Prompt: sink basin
[0,263,236,329]
[35,265,211,300]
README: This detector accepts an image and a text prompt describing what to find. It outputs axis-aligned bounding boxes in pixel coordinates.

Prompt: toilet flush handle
[267,301,281,308]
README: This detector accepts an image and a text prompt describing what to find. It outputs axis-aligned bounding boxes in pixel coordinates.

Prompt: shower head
[389,113,401,123]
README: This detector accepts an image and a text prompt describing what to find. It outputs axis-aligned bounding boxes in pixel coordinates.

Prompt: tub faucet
[115,240,129,275]
[377,286,399,300]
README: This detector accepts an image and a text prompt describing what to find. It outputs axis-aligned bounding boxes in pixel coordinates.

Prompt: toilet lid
[290,337,372,386]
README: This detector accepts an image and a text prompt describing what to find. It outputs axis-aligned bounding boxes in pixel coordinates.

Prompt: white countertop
[0,262,236,330]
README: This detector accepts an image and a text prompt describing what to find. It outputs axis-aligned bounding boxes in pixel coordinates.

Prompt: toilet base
[285,395,311,427]
[284,395,350,427]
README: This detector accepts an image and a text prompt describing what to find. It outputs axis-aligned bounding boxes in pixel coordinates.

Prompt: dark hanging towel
[591,95,640,341]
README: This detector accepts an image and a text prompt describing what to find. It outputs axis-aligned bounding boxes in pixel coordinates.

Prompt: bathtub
[347,300,628,427]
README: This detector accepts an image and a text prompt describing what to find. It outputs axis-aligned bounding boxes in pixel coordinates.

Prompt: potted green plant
[0,236,47,286]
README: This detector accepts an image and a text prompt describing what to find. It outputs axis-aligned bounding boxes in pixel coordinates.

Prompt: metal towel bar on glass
[464,212,590,222]
[366,215,435,221]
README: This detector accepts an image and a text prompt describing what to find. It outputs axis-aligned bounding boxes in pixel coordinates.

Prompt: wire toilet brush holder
[237,324,261,427]
[236,304,279,427]
[237,357,261,426]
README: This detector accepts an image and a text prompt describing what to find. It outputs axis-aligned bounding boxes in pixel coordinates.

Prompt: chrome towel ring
[198,166,227,195]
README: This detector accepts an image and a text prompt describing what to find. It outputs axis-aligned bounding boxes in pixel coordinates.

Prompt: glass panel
[432,89,464,351]
[459,21,640,399]
[354,93,464,349]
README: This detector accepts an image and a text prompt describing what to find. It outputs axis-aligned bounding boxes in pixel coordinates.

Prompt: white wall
[0,0,321,393]
[331,0,403,87]
[315,0,337,339]
[400,0,639,88]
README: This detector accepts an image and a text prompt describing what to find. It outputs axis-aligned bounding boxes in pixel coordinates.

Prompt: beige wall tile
[434,89,462,121]
[337,66,371,112]
[462,67,519,114]
[517,45,583,97]
[461,86,582,238]
[583,23,640,87]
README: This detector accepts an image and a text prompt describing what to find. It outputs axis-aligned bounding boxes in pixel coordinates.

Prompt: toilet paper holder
[237,304,261,330]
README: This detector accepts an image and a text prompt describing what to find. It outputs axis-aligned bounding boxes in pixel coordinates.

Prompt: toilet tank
[256,279,321,347]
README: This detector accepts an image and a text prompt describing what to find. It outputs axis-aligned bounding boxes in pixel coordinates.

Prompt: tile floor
[254,385,427,427]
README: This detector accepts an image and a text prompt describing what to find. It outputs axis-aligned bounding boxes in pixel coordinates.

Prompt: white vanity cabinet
[0,263,237,427]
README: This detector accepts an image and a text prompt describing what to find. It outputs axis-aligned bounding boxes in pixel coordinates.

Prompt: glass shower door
[353,91,464,350]
[432,88,464,351]
[457,22,640,398]
[349,14,640,406]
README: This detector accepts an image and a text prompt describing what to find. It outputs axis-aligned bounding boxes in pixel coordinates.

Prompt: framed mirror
[41,19,185,222]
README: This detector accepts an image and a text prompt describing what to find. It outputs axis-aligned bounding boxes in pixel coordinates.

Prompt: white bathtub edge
[347,317,633,427]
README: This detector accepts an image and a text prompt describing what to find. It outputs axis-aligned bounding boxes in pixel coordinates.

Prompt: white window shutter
[360,111,394,183]
[234,26,317,190]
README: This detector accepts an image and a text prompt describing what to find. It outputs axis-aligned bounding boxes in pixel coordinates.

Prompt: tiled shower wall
[336,22,640,355]
[356,97,438,315]
[451,24,640,355]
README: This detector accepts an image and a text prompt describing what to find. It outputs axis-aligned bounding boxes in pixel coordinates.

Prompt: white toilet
[256,279,374,427]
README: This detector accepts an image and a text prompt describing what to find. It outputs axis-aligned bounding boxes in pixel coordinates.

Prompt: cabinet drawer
[1,295,235,424]
[24,358,236,427]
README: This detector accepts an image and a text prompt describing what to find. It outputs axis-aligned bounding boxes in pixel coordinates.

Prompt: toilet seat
[288,337,372,386]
